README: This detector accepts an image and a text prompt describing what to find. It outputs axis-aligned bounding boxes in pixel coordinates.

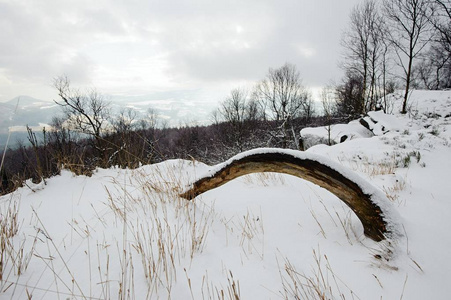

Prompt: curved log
[180,149,398,242]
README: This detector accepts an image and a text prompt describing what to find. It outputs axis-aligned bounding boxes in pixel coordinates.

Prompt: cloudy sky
[0,0,361,105]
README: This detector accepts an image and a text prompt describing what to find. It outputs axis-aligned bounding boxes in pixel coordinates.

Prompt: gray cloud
[0,0,360,103]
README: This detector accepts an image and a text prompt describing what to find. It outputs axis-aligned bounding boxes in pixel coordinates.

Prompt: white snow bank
[367,110,405,133]
[301,119,373,148]
[302,90,451,150]
[387,89,451,116]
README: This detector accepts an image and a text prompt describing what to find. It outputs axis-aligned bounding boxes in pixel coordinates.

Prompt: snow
[300,120,374,149]
[1,90,451,299]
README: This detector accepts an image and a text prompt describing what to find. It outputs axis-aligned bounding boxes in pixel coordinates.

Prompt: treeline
[1,63,326,195]
[0,112,332,195]
[2,0,450,194]
[335,0,451,118]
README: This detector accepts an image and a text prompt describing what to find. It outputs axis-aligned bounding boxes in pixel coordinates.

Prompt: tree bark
[180,152,393,242]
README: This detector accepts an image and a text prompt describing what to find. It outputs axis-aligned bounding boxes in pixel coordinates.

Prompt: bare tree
[220,89,247,125]
[416,43,451,89]
[430,0,451,53]
[219,88,248,151]
[341,0,373,113]
[335,71,365,121]
[414,0,451,89]
[341,0,391,113]
[255,63,310,148]
[301,97,316,123]
[114,107,138,133]
[136,108,162,163]
[368,6,392,111]
[321,86,338,146]
[383,0,434,113]
[142,108,160,130]
[53,75,111,150]
[210,109,221,126]
[378,35,395,113]
[217,88,264,151]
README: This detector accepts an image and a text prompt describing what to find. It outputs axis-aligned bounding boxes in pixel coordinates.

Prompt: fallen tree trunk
[180,149,398,242]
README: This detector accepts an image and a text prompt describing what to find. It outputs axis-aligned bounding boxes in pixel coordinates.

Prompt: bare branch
[53,75,111,149]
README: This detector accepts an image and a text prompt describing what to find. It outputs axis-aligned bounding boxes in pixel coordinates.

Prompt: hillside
[1,90,451,299]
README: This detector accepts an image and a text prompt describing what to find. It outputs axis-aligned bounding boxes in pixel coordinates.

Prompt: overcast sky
[0,0,361,105]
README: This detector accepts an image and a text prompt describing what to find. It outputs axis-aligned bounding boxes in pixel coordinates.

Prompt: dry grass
[0,161,224,299]
[338,155,396,178]
[305,188,362,245]
[103,164,216,298]
[338,152,412,206]
[242,172,286,186]
[200,269,241,300]
[278,248,359,300]
[1,158,400,299]
[339,150,422,180]
[236,209,265,259]
[0,195,36,296]
[383,179,407,203]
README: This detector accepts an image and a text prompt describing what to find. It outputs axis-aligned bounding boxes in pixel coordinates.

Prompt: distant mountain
[5,95,51,107]
[0,96,60,133]
[0,96,61,149]
[0,93,218,149]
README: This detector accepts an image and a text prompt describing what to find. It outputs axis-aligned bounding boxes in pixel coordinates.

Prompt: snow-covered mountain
[0,96,59,149]
[1,90,450,299]
[0,95,59,133]
[0,94,217,149]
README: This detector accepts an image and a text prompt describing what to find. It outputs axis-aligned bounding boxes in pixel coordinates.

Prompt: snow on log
[180,148,400,242]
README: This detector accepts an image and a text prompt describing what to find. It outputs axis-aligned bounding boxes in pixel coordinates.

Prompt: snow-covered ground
[1,90,451,299]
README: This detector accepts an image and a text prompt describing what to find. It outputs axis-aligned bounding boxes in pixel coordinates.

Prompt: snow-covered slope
[1,90,451,299]
[301,89,451,149]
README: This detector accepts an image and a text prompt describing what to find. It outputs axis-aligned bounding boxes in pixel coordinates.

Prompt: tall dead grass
[104,163,216,298]
[0,195,37,297]
[278,248,359,300]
